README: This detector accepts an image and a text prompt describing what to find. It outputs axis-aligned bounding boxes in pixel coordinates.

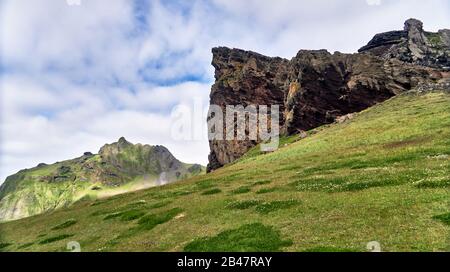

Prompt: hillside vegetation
[0,91,449,252]
[0,138,204,222]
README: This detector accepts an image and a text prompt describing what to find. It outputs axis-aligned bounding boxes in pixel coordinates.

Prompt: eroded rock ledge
[207,19,449,172]
[359,18,450,70]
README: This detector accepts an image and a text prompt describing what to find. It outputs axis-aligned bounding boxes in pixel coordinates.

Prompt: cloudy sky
[0,0,449,183]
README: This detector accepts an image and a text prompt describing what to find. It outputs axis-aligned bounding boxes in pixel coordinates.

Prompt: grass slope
[0,91,449,252]
[0,139,205,222]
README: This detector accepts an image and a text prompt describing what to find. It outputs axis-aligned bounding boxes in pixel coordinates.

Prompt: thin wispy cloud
[1,0,449,183]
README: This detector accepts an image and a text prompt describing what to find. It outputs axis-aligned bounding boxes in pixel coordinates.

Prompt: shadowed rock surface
[207,48,289,171]
[207,19,449,172]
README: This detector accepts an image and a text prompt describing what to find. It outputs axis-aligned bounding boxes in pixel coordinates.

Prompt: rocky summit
[207,19,450,172]
[359,18,450,70]
[0,138,204,221]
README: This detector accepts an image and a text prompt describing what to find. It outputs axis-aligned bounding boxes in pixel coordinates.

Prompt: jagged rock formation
[359,18,450,70]
[0,138,204,221]
[207,19,449,172]
[207,48,289,170]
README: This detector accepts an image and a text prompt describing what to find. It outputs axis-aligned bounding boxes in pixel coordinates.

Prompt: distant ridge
[0,138,205,221]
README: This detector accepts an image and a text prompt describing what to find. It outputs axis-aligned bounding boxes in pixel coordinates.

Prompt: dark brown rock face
[207,19,448,172]
[283,50,441,134]
[207,48,289,171]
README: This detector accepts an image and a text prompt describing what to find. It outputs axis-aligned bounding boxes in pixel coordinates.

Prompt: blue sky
[1,0,450,183]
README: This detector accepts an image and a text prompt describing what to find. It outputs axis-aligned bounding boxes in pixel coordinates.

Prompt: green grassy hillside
[0,138,204,222]
[0,91,449,252]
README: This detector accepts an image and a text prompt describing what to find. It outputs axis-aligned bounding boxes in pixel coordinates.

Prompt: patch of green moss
[51,219,77,230]
[120,210,146,222]
[184,223,292,252]
[103,212,124,220]
[255,200,299,214]
[39,234,74,245]
[135,208,183,231]
[148,200,172,209]
[292,170,423,192]
[0,243,12,251]
[433,213,450,225]
[415,178,450,189]
[17,242,34,250]
[426,32,444,47]
[201,188,222,195]
[154,190,194,199]
[227,200,261,210]
[252,180,272,186]
[341,179,401,192]
[194,179,216,190]
[230,186,251,195]
[103,209,145,221]
[255,187,279,194]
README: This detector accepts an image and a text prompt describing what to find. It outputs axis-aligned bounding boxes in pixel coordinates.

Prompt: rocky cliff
[207,19,449,172]
[0,138,204,221]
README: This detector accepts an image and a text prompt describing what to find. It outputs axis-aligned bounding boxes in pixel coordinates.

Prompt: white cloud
[1,0,450,182]
[0,75,210,181]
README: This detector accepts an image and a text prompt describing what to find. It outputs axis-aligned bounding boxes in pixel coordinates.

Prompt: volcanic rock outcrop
[359,18,450,70]
[207,19,449,172]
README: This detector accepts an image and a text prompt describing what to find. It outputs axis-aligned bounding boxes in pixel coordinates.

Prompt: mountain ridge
[0,137,205,222]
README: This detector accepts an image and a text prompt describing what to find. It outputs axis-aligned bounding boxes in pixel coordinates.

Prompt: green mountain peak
[0,139,205,222]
